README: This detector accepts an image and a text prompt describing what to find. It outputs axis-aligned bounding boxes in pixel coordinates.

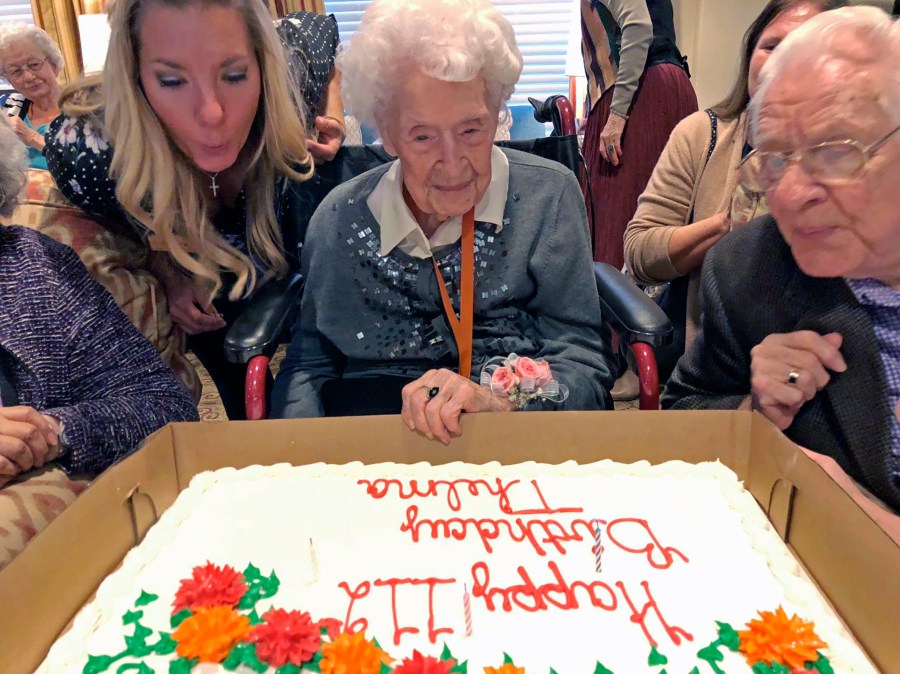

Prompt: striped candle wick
[593,523,603,574]
[463,582,473,637]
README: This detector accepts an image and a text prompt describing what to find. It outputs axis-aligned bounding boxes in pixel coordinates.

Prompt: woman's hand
[749,331,846,430]
[3,116,43,150]
[150,254,225,335]
[0,407,60,488]
[306,116,345,164]
[400,368,515,444]
[599,114,627,166]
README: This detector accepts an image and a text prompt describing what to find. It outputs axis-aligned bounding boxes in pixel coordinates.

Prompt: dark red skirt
[582,62,698,267]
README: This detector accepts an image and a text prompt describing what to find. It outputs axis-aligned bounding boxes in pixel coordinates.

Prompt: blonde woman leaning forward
[0,24,64,169]
[45,1,341,419]
[623,0,845,366]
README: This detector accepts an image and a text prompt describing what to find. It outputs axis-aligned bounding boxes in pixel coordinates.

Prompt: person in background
[664,6,900,514]
[45,1,341,419]
[624,0,845,378]
[0,24,64,170]
[0,122,198,487]
[580,0,697,269]
[272,0,615,441]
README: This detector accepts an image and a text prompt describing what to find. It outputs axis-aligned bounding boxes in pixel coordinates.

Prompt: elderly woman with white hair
[664,6,900,515]
[272,0,615,440]
[0,24,64,169]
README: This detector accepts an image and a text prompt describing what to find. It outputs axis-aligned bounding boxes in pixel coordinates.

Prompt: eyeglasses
[5,57,49,81]
[738,124,900,193]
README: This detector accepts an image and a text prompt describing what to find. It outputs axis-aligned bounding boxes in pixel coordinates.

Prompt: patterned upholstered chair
[0,170,201,569]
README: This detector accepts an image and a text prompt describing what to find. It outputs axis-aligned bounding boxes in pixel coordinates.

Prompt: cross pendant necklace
[209,172,220,198]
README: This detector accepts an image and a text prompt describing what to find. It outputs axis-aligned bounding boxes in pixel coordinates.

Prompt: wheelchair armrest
[593,262,673,347]
[223,272,305,364]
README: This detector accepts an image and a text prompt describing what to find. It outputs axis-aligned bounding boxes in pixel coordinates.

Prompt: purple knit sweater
[0,226,198,474]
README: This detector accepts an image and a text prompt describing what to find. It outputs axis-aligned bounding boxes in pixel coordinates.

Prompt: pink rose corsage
[479,353,568,410]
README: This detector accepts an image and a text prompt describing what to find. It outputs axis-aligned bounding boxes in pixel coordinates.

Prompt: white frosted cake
[38,460,875,673]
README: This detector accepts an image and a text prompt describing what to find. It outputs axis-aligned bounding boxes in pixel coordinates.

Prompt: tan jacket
[624,109,748,345]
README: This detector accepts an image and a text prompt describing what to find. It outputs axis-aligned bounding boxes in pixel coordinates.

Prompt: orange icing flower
[172,562,247,613]
[172,605,250,663]
[319,631,392,674]
[484,664,525,674]
[738,606,828,669]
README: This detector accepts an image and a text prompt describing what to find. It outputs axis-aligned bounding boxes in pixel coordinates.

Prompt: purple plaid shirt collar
[846,278,900,484]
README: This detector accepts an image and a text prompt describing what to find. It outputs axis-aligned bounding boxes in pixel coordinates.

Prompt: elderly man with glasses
[663,5,900,515]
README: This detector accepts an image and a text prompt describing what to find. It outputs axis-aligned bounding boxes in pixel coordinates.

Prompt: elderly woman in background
[272,0,615,441]
[0,24,64,169]
[44,0,341,419]
[0,122,198,487]
[664,6,900,514]
[624,0,845,378]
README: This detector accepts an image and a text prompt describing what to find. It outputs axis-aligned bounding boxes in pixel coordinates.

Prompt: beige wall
[673,0,896,110]
[673,0,768,109]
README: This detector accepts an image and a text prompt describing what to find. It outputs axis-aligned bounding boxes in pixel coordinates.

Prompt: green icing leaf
[122,610,144,625]
[115,663,154,673]
[378,661,392,674]
[550,669,560,674]
[222,644,245,671]
[502,652,514,665]
[696,643,726,674]
[135,591,159,607]
[593,662,615,674]
[244,563,262,581]
[247,608,263,626]
[440,643,453,661]
[647,646,668,665]
[276,665,303,674]
[83,654,121,674]
[808,653,834,674]
[124,635,152,658]
[751,662,789,674]
[688,668,701,674]
[168,659,193,674]
[153,633,177,656]
[715,621,741,652]
[450,659,468,674]
[170,609,192,628]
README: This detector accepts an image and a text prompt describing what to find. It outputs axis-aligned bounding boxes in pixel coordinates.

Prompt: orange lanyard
[432,209,475,379]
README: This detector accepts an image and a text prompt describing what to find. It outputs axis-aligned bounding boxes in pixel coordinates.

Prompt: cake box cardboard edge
[1,410,897,674]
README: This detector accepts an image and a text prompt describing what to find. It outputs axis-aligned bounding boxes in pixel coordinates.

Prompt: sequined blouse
[271,148,616,417]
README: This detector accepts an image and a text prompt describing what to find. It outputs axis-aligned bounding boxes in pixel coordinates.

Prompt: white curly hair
[750,6,900,136]
[0,23,64,76]
[0,123,27,217]
[337,0,523,128]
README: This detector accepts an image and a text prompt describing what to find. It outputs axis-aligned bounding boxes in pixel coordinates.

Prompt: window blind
[0,0,33,28]
[324,0,573,105]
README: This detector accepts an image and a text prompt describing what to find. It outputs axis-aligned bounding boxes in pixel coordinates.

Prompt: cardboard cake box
[1,410,898,674]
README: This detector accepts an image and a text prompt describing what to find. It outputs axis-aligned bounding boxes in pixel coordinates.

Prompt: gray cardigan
[272,148,615,417]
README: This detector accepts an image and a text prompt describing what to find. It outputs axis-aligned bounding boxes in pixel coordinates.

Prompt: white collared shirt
[368,146,510,259]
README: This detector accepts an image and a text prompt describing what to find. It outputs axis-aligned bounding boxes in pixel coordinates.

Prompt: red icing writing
[338,580,371,635]
[470,560,617,613]
[373,577,455,646]
[606,518,689,569]
[358,477,582,516]
[617,580,693,647]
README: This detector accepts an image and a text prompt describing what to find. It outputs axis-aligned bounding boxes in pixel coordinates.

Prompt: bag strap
[686,108,718,224]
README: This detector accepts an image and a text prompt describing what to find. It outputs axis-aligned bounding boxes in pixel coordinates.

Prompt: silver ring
[606,143,616,154]
[787,370,800,385]
[426,386,440,399]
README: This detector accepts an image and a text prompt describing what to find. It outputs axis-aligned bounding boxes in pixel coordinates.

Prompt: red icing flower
[392,650,455,674]
[172,562,247,613]
[249,609,321,667]
[317,616,344,640]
